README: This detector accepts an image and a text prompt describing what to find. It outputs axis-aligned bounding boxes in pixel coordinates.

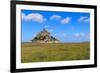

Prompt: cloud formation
[84,18,90,22]
[22,13,46,23]
[61,17,71,24]
[50,15,61,20]
[54,33,68,38]
[74,33,85,38]
[78,16,90,23]
[74,33,90,40]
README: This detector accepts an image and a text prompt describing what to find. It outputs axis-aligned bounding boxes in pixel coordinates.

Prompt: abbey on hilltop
[31,28,60,43]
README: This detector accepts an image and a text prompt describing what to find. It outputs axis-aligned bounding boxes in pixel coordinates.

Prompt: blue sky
[21,10,90,43]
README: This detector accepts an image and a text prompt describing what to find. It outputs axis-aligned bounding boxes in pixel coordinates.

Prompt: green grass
[21,42,90,63]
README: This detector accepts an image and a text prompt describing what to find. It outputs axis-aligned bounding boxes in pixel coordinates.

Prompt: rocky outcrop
[31,28,60,43]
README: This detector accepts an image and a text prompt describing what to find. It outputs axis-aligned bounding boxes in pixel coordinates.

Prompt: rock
[31,28,60,43]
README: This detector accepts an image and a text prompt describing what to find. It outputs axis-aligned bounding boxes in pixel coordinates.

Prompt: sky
[21,10,90,43]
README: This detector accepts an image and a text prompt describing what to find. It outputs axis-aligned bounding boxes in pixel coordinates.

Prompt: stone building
[31,28,60,43]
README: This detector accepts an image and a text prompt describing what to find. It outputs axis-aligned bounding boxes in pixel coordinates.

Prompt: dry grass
[21,42,90,63]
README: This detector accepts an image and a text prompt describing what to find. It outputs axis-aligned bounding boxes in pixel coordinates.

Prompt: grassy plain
[21,42,90,63]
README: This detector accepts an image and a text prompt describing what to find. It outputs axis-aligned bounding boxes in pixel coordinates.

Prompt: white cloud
[54,33,68,38]
[22,13,46,23]
[74,33,85,38]
[84,18,90,22]
[74,33,90,39]
[50,15,61,20]
[61,17,71,24]
[78,16,90,23]
[78,16,87,22]
[22,13,26,20]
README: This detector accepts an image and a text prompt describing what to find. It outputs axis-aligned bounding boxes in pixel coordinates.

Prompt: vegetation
[21,42,90,63]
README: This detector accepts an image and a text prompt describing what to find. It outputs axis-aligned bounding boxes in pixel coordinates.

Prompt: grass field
[21,42,90,63]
